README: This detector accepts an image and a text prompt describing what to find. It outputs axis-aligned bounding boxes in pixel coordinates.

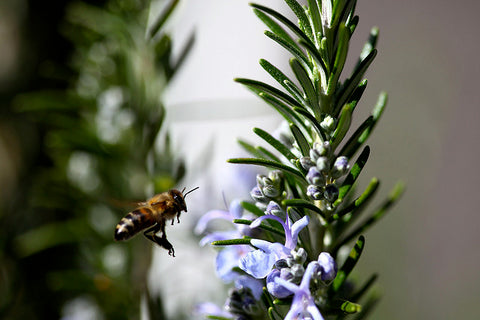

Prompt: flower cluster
[303,141,350,207]
[195,193,337,319]
[250,171,285,212]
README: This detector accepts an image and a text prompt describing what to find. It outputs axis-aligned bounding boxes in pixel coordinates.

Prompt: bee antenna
[181,187,186,194]
[183,186,199,198]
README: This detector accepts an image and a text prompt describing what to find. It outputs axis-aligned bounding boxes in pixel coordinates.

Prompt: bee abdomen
[114,208,155,241]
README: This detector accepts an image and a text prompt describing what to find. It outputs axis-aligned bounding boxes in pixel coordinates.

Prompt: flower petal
[194,209,233,234]
[274,276,300,294]
[235,276,264,300]
[290,215,310,248]
[267,269,293,298]
[216,246,248,282]
[229,199,243,219]
[306,303,325,320]
[193,302,231,318]
[250,214,284,229]
[239,248,276,279]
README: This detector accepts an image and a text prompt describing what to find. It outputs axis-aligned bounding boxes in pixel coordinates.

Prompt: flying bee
[114,187,199,257]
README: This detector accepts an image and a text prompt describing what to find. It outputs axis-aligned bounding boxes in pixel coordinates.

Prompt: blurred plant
[196,0,404,319]
[0,0,192,319]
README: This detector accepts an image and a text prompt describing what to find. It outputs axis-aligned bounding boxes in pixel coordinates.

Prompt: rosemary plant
[196,1,404,319]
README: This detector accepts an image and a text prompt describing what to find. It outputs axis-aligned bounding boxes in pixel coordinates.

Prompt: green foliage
[1,0,191,319]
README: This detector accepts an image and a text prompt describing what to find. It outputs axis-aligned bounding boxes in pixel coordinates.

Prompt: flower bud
[266,201,283,216]
[306,167,324,186]
[250,186,266,202]
[320,115,336,133]
[316,156,329,173]
[256,175,271,189]
[331,156,350,178]
[317,252,337,282]
[324,184,339,202]
[307,185,324,200]
[290,264,305,280]
[268,170,283,184]
[299,156,316,171]
[291,248,307,265]
[262,185,280,198]
[275,259,289,269]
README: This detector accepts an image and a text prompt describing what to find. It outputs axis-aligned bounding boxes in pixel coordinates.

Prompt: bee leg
[176,212,181,224]
[143,223,175,257]
[157,235,175,257]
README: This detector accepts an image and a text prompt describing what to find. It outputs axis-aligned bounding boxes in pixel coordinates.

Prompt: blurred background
[1,0,479,319]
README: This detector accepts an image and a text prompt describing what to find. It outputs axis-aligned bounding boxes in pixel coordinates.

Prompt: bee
[114,187,199,257]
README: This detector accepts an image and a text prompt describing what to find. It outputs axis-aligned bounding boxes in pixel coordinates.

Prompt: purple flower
[195,200,253,282]
[239,212,309,279]
[314,252,337,282]
[275,262,325,320]
[266,268,294,298]
[195,200,245,237]
[215,244,251,282]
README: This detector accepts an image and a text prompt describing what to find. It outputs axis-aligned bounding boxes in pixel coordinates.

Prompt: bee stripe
[115,207,155,241]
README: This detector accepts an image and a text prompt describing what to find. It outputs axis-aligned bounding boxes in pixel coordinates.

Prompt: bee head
[170,189,187,212]
[171,186,199,213]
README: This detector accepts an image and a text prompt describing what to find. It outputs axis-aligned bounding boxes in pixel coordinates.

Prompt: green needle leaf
[335,49,377,116]
[212,238,252,246]
[241,201,265,217]
[257,146,282,162]
[326,23,350,96]
[298,38,328,75]
[265,30,312,71]
[338,115,373,159]
[253,8,298,50]
[292,107,327,141]
[331,102,353,150]
[336,146,370,204]
[253,127,297,161]
[290,124,310,157]
[259,92,309,131]
[290,58,320,118]
[228,158,305,181]
[332,177,379,220]
[233,219,285,237]
[238,139,267,159]
[358,27,379,64]
[251,3,313,50]
[235,77,301,108]
[307,0,322,42]
[285,0,314,41]
[282,199,325,219]
[331,235,365,293]
[260,59,305,106]
[339,92,387,158]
